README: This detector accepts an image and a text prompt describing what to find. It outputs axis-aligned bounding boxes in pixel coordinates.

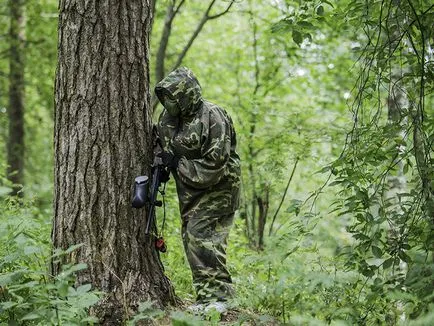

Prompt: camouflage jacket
[155,67,241,220]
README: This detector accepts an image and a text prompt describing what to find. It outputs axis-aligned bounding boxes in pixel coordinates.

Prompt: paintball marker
[132,148,170,252]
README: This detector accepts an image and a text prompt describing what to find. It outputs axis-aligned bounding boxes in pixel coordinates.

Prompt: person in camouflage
[155,67,241,305]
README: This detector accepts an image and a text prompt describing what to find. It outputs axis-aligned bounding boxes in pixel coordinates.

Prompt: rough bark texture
[7,0,25,196]
[53,0,175,323]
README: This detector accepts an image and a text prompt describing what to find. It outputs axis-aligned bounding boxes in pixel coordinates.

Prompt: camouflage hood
[155,67,203,116]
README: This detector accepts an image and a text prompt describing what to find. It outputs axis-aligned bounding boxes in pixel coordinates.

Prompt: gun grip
[132,176,149,208]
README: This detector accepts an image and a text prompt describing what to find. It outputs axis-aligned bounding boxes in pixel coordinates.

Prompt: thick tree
[53,0,175,323]
[7,0,25,195]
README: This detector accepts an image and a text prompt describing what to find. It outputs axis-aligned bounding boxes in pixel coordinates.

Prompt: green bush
[0,196,100,325]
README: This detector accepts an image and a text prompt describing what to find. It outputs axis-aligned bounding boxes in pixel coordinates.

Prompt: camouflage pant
[182,213,234,303]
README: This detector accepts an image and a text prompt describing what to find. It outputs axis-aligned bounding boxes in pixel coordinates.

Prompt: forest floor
[154,307,280,325]
[160,299,280,325]
[220,309,279,325]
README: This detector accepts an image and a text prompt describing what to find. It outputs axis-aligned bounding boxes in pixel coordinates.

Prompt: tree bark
[53,0,175,323]
[7,0,25,196]
[257,188,269,250]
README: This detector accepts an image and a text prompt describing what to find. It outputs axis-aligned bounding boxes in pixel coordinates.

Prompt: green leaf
[58,282,69,297]
[0,271,25,287]
[81,316,100,323]
[403,163,409,174]
[366,258,384,267]
[372,245,382,258]
[316,165,331,174]
[271,20,292,33]
[297,21,315,30]
[361,266,375,277]
[286,199,303,215]
[51,243,84,258]
[322,0,334,8]
[61,263,88,277]
[1,301,18,310]
[6,319,18,326]
[20,312,40,321]
[283,245,300,260]
[65,243,84,254]
[0,186,12,196]
[75,293,100,309]
[24,246,42,255]
[171,311,205,326]
[292,30,303,46]
[68,286,77,297]
[398,251,412,263]
[374,277,383,285]
[76,283,92,295]
[383,258,394,269]
[316,5,324,16]
[328,180,343,187]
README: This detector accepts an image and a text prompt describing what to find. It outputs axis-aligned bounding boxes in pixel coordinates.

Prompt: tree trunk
[53,0,175,323]
[257,188,269,250]
[7,0,25,196]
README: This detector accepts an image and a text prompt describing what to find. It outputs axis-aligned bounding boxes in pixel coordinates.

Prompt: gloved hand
[158,151,180,169]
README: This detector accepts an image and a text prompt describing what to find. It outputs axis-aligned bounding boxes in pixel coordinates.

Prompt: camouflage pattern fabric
[155,67,241,302]
[182,213,235,302]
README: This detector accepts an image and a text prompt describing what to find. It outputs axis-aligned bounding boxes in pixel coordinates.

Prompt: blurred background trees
[0,0,432,324]
[6,0,25,196]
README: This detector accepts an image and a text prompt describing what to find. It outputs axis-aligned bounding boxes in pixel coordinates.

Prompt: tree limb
[171,0,234,71]
[155,0,186,84]
[152,0,235,114]
[268,158,299,236]
[208,1,235,19]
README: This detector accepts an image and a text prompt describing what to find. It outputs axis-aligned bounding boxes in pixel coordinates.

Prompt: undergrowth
[1,187,433,325]
[0,196,100,325]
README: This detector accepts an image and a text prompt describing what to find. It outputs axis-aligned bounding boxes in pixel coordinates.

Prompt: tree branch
[208,0,235,19]
[152,0,234,114]
[171,0,234,71]
[152,0,186,113]
[268,158,299,236]
[155,0,186,84]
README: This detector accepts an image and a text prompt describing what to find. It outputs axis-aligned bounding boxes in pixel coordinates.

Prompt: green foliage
[175,0,354,248]
[0,0,433,324]
[0,197,101,325]
[228,212,433,325]
[271,0,334,46]
[170,311,206,326]
[317,0,434,322]
[126,301,165,325]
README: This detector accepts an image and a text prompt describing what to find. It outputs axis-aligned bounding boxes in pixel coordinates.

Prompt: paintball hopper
[132,176,149,208]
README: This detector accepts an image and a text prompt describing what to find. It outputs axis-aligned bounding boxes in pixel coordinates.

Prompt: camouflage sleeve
[157,109,179,152]
[177,109,231,189]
